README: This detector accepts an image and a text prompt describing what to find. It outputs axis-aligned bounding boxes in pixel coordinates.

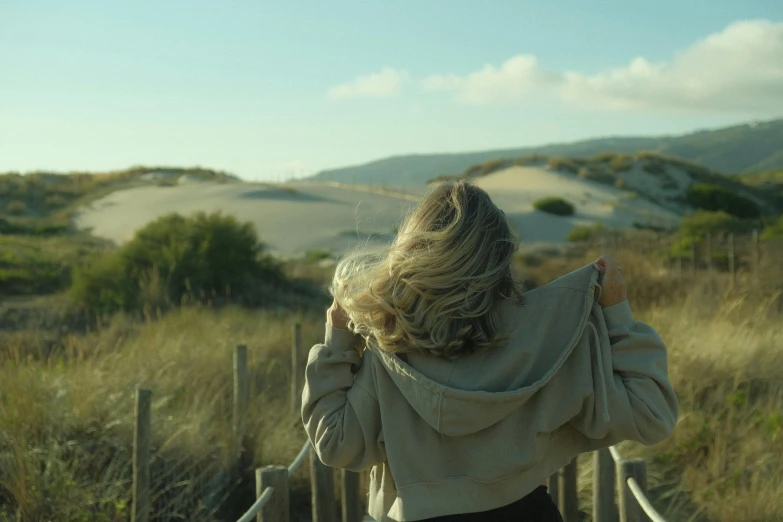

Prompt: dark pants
[421,486,563,522]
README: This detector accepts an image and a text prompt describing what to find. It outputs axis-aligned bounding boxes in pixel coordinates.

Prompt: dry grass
[519,237,783,522]
[0,305,325,521]
[1,235,782,520]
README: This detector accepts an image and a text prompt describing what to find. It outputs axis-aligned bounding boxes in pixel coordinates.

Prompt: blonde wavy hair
[329,180,525,360]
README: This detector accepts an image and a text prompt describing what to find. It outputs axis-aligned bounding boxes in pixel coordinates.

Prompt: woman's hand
[594,254,627,308]
[326,298,351,330]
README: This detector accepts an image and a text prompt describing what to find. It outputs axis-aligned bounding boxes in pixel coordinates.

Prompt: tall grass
[519,242,783,522]
[0,306,324,521]
[1,239,782,520]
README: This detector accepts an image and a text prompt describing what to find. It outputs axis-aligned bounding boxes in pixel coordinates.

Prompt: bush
[427,174,462,185]
[305,249,332,262]
[479,159,511,176]
[641,159,666,175]
[548,157,582,174]
[685,183,761,219]
[567,223,606,242]
[6,200,27,215]
[678,210,755,238]
[533,197,575,216]
[70,212,284,314]
[578,167,615,185]
[609,155,633,173]
[515,154,547,166]
[761,216,783,240]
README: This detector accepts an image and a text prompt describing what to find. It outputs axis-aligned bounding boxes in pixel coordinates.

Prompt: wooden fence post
[132,388,151,522]
[341,470,362,522]
[257,465,289,522]
[547,471,560,510]
[728,233,736,286]
[594,449,617,522]
[752,229,760,277]
[234,345,249,464]
[310,450,336,522]
[677,250,683,278]
[618,459,648,522]
[559,458,578,522]
[689,236,696,275]
[705,234,712,275]
[291,323,303,413]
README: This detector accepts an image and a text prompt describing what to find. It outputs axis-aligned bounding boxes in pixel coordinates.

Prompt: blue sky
[1,1,782,181]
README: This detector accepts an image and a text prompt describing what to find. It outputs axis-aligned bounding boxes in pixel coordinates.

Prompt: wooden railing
[130,322,674,522]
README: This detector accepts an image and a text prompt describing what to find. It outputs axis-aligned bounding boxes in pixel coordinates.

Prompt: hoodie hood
[369,263,603,437]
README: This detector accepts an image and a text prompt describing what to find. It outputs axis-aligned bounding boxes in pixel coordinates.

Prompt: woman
[301,180,678,521]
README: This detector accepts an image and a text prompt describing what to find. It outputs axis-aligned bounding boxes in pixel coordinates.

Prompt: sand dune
[74,181,417,259]
[73,166,680,258]
[472,166,680,243]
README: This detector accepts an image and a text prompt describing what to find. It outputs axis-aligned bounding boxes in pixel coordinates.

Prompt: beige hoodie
[302,263,679,521]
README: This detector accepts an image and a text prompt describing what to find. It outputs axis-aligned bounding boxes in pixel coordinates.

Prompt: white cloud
[423,55,557,105]
[561,19,783,112]
[326,68,407,99]
[420,20,783,113]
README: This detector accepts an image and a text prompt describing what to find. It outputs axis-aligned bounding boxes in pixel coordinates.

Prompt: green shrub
[685,183,761,219]
[479,159,511,176]
[427,174,462,185]
[6,200,27,215]
[641,159,666,175]
[590,153,633,173]
[515,154,547,166]
[678,210,755,238]
[305,249,332,262]
[533,197,575,216]
[70,212,284,314]
[548,157,582,174]
[761,216,783,240]
[609,155,633,173]
[578,167,615,185]
[567,223,606,242]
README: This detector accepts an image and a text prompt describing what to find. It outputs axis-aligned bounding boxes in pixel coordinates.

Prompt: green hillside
[310,119,783,187]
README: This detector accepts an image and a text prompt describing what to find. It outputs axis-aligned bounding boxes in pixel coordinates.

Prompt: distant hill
[310,119,783,187]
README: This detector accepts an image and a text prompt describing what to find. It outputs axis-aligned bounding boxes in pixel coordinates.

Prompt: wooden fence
[130,324,671,522]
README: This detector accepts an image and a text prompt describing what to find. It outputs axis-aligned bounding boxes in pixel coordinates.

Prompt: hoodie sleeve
[569,300,679,447]
[301,323,386,471]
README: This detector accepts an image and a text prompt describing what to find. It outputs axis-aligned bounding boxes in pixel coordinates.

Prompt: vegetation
[0,166,234,230]
[677,210,756,238]
[70,212,284,315]
[0,306,325,522]
[566,223,606,242]
[0,234,110,295]
[533,197,575,216]
[577,166,615,185]
[761,215,783,240]
[590,153,633,173]
[514,154,547,166]
[338,229,393,241]
[515,234,783,522]
[2,229,783,520]
[304,249,332,262]
[685,183,761,219]
[461,159,513,178]
[547,157,583,174]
